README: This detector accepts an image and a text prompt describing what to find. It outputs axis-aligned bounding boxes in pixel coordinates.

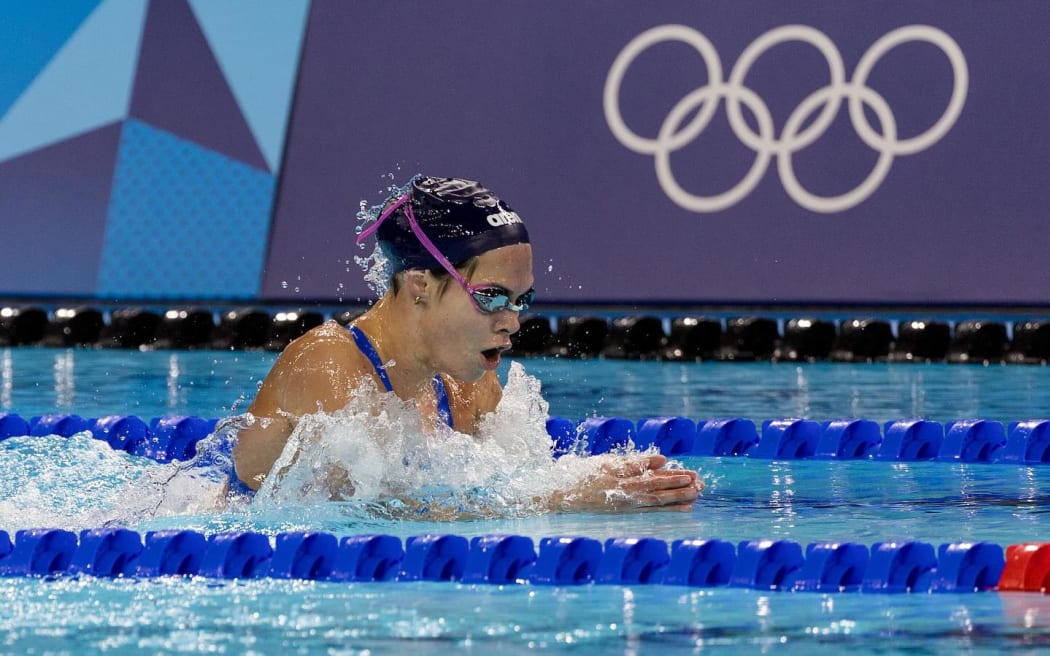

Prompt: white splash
[354,241,392,298]
[0,434,226,532]
[353,177,415,299]
[0,363,662,529]
[251,362,615,518]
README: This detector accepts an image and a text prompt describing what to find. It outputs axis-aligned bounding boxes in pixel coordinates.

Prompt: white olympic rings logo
[603,24,969,213]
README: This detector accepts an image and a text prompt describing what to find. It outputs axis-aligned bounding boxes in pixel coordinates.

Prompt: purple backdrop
[0,123,121,296]
[264,0,1050,306]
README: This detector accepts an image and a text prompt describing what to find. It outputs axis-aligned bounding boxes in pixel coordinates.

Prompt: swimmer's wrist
[538,490,569,512]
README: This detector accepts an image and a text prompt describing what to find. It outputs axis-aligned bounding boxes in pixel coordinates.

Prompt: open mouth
[482,346,506,365]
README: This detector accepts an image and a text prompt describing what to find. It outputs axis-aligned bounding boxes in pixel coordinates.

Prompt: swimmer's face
[422,243,534,382]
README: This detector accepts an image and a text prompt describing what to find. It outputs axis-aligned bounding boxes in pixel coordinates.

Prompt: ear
[402,269,429,300]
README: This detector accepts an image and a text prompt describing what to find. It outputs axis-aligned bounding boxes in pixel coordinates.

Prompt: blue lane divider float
[0,413,29,439]
[331,534,404,582]
[399,535,470,582]
[2,412,1050,465]
[71,528,143,577]
[794,542,868,592]
[463,535,536,584]
[731,540,805,590]
[940,419,1007,463]
[752,419,821,459]
[530,536,603,585]
[597,537,670,584]
[269,532,339,580]
[29,414,91,437]
[136,530,208,577]
[663,539,736,587]
[0,529,78,576]
[92,415,150,452]
[549,415,1050,465]
[0,527,1027,594]
[0,413,219,463]
[816,419,882,459]
[1002,420,1050,464]
[694,418,759,456]
[199,532,273,579]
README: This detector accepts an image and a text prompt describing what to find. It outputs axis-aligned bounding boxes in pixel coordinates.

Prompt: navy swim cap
[375,176,530,272]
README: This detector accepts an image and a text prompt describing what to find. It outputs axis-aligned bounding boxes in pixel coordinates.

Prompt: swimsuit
[229,324,456,497]
[347,325,454,429]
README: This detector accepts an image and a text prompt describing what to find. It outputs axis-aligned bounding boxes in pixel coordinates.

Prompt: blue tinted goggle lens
[471,288,535,313]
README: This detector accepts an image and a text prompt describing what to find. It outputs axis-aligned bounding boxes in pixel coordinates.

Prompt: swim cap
[373,176,530,272]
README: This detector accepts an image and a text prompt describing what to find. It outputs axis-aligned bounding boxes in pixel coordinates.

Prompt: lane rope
[0,527,1046,593]
[3,412,1048,591]
[3,413,1047,465]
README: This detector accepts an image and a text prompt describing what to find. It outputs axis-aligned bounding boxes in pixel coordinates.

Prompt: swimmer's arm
[233,327,362,490]
[232,411,294,491]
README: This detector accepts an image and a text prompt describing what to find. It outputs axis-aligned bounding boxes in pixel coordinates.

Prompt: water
[2,346,1050,654]
[6,577,1049,654]
[4,348,1050,423]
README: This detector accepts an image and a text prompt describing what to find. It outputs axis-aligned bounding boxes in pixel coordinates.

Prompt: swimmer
[233,176,701,511]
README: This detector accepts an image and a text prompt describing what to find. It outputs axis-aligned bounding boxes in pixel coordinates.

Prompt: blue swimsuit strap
[348,325,393,391]
[347,325,453,428]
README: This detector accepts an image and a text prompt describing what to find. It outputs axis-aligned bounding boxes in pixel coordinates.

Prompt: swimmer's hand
[321,464,356,501]
[550,454,702,513]
[286,463,356,501]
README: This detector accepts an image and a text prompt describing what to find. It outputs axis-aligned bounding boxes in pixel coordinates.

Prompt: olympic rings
[603,24,969,214]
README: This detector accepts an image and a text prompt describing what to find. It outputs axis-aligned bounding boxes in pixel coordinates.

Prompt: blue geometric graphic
[97,119,275,299]
[0,0,147,163]
[0,0,101,119]
[188,0,309,173]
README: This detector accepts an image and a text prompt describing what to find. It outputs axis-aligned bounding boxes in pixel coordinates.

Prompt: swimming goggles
[357,193,535,314]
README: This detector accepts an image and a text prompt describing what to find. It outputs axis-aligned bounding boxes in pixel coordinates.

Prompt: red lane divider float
[0,527,1040,593]
[999,543,1050,593]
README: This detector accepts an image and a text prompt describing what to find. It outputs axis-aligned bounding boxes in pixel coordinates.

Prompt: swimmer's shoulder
[280,320,359,365]
[295,318,355,344]
[257,320,370,413]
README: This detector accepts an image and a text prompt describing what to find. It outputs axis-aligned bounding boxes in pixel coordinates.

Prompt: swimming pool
[2,344,1050,654]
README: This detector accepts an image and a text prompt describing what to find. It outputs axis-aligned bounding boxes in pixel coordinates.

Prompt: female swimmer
[232,176,700,511]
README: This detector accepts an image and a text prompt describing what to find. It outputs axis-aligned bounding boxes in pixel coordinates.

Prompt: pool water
[4,348,1050,423]
[2,347,1050,654]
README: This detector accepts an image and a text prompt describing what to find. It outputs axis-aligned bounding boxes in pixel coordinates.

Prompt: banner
[265,0,1050,305]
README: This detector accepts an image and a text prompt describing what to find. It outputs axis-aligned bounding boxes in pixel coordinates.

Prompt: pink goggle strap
[355,192,474,291]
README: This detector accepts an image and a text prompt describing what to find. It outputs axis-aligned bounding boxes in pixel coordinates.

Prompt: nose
[494,308,521,335]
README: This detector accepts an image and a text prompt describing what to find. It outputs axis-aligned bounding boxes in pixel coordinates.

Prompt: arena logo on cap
[603,24,968,214]
[486,210,523,227]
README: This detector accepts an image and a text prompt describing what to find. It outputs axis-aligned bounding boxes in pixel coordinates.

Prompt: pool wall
[3,306,1048,365]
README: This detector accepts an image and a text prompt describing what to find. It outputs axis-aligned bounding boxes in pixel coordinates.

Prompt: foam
[0,433,225,531]
[0,362,677,527]
[250,362,622,518]
[354,179,412,298]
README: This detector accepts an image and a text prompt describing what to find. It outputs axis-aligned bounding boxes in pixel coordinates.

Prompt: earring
[414,296,423,305]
